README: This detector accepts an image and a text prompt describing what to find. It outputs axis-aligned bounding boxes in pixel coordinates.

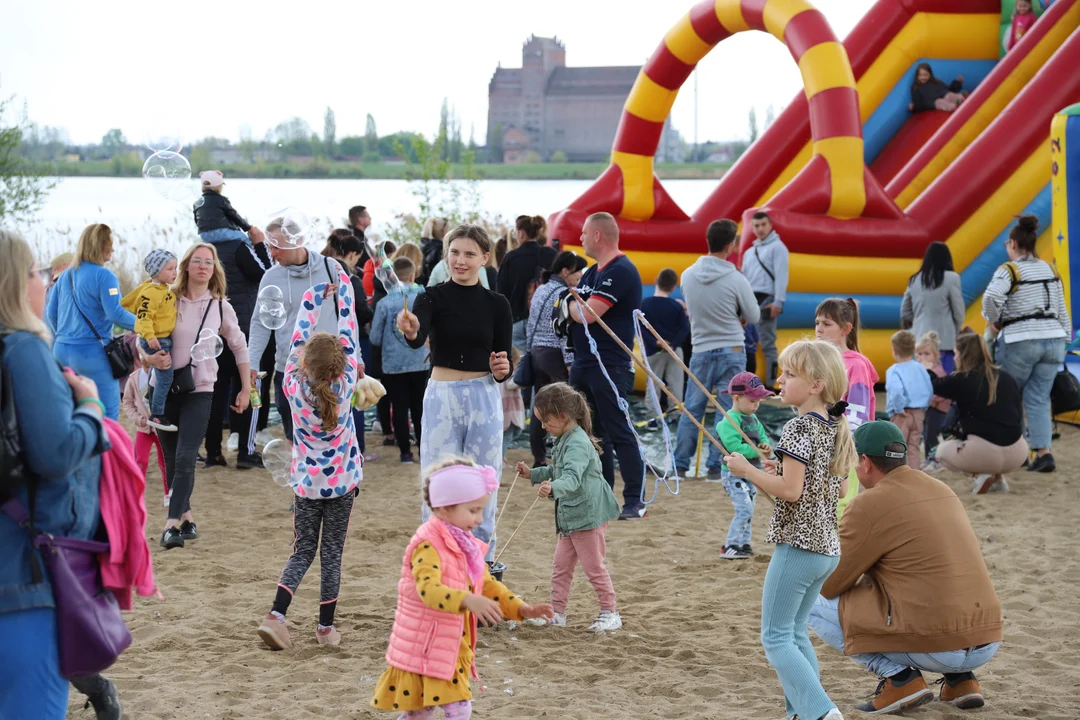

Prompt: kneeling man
[810,421,1002,714]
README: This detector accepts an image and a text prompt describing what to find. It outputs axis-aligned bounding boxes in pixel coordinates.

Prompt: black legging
[529,346,569,465]
[160,392,213,521]
[383,371,427,455]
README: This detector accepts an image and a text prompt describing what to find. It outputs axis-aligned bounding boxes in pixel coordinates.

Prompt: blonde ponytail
[302,332,347,432]
[831,414,858,477]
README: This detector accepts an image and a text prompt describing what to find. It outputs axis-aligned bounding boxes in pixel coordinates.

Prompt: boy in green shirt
[716,372,773,559]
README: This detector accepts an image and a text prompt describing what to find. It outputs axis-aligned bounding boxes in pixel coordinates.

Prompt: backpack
[999,260,1063,328]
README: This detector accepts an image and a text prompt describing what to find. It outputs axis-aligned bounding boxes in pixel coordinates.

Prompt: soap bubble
[263,439,294,487]
[141,128,184,154]
[375,263,402,294]
[142,151,192,201]
[266,207,315,249]
[256,285,288,329]
[189,328,224,362]
[364,234,396,265]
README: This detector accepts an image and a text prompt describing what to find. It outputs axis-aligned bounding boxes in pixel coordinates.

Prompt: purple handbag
[2,498,132,678]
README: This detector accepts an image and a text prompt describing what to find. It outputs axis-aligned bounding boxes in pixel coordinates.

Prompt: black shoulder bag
[68,271,134,379]
[169,300,221,395]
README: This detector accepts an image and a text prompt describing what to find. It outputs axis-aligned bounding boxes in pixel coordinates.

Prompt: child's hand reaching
[519,603,555,622]
[537,481,552,498]
[147,337,161,351]
[723,453,751,476]
[758,443,773,458]
[514,461,532,479]
[462,593,504,627]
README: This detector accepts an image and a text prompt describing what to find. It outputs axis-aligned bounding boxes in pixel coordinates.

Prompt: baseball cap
[721,371,774,400]
[853,421,907,458]
[199,170,225,188]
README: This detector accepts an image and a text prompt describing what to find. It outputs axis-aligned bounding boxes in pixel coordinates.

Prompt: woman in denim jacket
[0,229,112,719]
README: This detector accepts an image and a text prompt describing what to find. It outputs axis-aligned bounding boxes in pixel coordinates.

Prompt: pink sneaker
[316,625,341,646]
[257,612,292,650]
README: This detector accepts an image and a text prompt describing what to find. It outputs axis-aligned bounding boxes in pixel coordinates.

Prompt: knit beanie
[144,248,177,279]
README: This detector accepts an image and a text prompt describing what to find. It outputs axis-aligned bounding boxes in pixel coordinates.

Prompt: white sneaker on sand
[989,475,1010,492]
[527,612,566,627]
[163,491,171,508]
[823,710,843,719]
[226,432,239,452]
[971,474,995,494]
[588,610,622,633]
[255,429,273,446]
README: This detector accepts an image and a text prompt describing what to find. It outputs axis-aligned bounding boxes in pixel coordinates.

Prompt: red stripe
[643,45,695,91]
[906,0,999,11]
[740,0,768,31]
[689,0,731,45]
[784,9,836,63]
[612,112,666,156]
[808,88,862,140]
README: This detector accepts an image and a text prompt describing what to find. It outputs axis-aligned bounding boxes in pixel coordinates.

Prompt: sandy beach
[73,412,1080,719]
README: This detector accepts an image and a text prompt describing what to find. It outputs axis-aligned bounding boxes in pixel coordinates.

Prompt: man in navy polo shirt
[566,212,646,519]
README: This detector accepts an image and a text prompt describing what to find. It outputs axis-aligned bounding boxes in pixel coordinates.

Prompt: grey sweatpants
[759,314,779,386]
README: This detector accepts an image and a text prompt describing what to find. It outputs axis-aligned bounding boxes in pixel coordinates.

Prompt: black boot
[81,677,122,720]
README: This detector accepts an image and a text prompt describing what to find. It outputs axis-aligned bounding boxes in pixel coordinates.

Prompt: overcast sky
[1,0,867,148]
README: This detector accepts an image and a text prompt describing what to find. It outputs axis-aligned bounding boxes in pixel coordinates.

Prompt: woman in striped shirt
[982,215,1070,473]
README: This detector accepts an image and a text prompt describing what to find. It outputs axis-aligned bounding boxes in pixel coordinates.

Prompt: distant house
[210,148,275,164]
[502,127,532,164]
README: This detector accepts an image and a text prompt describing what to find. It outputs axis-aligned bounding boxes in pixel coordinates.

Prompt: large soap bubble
[141,127,184,154]
[263,439,294,487]
[364,234,396,265]
[189,328,224,362]
[143,151,192,202]
[256,285,288,330]
[375,263,402,294]
[266,207,315,249]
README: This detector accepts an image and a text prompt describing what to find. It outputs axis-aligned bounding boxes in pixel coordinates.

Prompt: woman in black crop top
[397,224,513,564]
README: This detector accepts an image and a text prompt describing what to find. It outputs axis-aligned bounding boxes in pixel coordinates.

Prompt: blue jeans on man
[808,595,1000,678]
[998,337,1067,451]
[674,347,746,472]
[139,336,173,417]
[570,361,644,511]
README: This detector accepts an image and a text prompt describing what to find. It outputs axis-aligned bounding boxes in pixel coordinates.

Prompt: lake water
[23,176,720,264]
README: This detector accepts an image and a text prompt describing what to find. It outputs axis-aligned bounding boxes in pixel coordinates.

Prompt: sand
[72,414,1080,719]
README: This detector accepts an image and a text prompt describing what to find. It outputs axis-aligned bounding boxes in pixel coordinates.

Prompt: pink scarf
[441,518,486,590]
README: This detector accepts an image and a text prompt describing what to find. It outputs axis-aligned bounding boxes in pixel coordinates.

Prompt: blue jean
[200,227,249,244]
[139,336,173,417]
[762,544,841,720]
[54,339,121,420]
[503,425,524,459]
[721,469,757,547]
[675,347,746,471]
[999,337,1067,450]
[809,595,1001,678]
[0,608,69,719]
[420,375,502,562]
[512,319,528,352]
[570,361,644,510]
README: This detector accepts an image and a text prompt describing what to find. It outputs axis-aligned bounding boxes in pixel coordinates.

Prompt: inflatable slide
[548,0,1080,375]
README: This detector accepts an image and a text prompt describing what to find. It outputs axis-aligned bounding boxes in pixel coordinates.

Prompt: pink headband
[427,464,499,508]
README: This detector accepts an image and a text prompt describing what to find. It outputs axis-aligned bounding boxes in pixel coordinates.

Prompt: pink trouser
[551,524,616,614]
[398,700,471,719]
[135,431,168,494]
[891,409,926,469]
[935,92,964,111]
[937,434,1029,476]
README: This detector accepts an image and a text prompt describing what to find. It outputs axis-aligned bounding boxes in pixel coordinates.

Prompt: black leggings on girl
[272,492,355,626]
[159,392,214,521]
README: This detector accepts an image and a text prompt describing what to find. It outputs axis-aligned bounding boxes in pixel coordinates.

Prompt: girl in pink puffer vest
[372,459,553,718]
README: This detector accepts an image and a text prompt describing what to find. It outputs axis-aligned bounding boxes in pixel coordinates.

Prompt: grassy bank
[42,159,731,181]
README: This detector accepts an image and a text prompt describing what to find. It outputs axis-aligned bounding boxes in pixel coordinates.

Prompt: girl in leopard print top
[725,340,856,720]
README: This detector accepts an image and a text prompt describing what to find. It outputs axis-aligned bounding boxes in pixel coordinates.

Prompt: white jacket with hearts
[282,269,364,499]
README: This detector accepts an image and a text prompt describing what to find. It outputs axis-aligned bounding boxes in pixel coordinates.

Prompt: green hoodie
[531,425,620,535]
[716,410,771,470]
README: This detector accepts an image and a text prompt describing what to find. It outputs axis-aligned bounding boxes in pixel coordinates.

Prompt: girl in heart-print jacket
[282,268,364,498]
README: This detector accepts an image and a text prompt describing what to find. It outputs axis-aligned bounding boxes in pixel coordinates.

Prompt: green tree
[549,150,568,163]
[1,95,54,223]
[468,123,477,154]
[190,145,212,173]
[748,108,759,143]
[339,135,366,157]
[488,122,504,164]
[365,114,378,155]
[101,128,126,158]
[437,99,450,161]
[523,150,541,164]
[324,107,337,157]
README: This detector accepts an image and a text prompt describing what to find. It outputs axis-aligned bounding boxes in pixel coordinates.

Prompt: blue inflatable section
[863,59,998,164]
[776,185,1052,329]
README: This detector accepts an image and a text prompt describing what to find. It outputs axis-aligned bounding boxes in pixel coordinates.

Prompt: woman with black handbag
[45,223,138,420]
[0,229,121,719]
[157,243,252,550]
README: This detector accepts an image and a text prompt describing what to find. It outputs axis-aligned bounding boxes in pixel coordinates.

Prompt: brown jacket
[821,466,1003,655]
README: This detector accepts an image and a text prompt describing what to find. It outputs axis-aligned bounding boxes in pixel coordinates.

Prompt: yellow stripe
[611,152,656,221]
[753,12,1001,209]
[787,253,920,294]
[714,0,750,33]
[1051,113,1071,318]
[815,136,866,217]
[624,73,679,124]
[665,12,714,65]
[798,42,856,98]
[894,6,1080,206]
[762,0,814,41]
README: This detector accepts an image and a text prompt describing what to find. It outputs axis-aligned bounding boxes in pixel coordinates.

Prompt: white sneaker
[972,473,995,494]
[989,474,1010,493]
[147,419,178,433]
[163,491,172,508]
[588,610,622,633]
[226,432,239,452]
[255,429,273,446]
[527,612,566,627]
[823,710,844,719]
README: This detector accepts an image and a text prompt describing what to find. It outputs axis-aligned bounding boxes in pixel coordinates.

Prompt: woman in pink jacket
[157,243,251,550]
[371,460,552,718]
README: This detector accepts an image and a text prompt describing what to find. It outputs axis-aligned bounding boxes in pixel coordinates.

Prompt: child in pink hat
[715,371,774,560]
[193,170,261,245]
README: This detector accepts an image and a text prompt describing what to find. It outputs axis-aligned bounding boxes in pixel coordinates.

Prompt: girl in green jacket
[516,382,621,632]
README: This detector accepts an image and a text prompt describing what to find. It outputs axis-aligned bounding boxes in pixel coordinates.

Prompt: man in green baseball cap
[807,422,1003,714]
